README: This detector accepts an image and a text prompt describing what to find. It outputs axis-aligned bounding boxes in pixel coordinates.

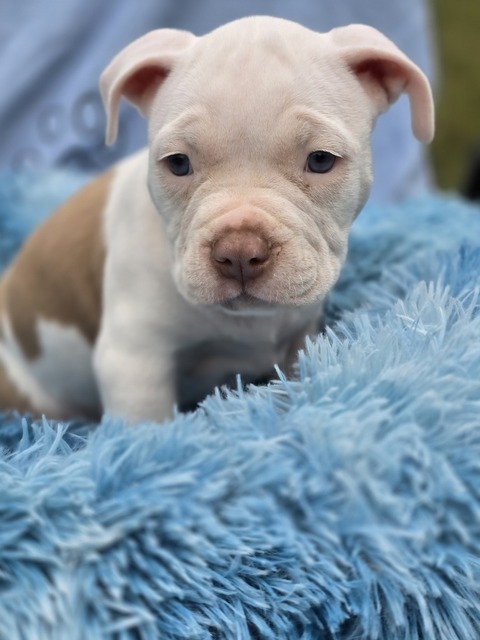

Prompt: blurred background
[431,0,480,194]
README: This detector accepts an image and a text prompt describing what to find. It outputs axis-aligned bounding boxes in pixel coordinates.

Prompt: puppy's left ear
[100,29,197,145]
[329,24,434,143]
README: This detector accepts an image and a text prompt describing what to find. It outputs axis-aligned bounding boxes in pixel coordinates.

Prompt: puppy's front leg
[93,337,176,425]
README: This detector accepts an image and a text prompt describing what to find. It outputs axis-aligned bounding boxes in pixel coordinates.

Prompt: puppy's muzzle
[211,230,271,283]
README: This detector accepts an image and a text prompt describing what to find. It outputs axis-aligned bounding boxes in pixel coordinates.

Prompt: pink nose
[212,230,270,282]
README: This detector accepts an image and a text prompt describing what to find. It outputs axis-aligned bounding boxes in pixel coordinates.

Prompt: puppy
[0,17,434,423]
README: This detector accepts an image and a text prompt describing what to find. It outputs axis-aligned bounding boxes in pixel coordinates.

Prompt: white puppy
[0,17,434,423]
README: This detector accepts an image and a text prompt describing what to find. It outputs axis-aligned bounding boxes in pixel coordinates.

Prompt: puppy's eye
[165,153,192,176]
[306,151,336,174]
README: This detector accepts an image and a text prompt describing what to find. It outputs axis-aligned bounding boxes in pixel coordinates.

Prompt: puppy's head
[100,17,434,312]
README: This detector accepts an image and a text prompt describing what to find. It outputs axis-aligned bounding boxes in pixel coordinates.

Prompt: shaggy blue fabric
[0,173,479,640]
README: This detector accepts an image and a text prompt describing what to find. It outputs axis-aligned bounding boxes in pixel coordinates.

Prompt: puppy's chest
[175,336,289,410]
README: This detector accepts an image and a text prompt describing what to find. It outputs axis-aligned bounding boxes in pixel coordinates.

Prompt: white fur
[94,18,433,423]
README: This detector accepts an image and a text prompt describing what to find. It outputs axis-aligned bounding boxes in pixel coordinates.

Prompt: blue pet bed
[1,173,479,640]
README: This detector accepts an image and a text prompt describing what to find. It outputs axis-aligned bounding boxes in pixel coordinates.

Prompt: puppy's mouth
[217,293,279,316]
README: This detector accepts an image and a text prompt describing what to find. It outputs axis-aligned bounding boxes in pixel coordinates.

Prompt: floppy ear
[99,29,197,145]
[329,24,434,143]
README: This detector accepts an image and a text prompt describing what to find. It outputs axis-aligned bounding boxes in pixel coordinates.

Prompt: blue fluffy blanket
[1,173,479,640]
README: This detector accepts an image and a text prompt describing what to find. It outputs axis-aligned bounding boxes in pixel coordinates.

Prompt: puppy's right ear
[100,29,196,145]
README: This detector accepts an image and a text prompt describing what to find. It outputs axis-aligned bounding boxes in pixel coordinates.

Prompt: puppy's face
[147,27,373,311]
[101,18,434,313]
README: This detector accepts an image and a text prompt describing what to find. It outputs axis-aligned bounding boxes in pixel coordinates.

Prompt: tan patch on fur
[0,284,4,342]
[0,282,33,411]
[1,170,112,360]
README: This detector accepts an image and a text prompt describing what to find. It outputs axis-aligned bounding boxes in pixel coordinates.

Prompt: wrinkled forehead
[149,18,369,151]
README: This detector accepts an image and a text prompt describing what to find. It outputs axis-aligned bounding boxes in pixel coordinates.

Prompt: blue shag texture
[0,173,480,640]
